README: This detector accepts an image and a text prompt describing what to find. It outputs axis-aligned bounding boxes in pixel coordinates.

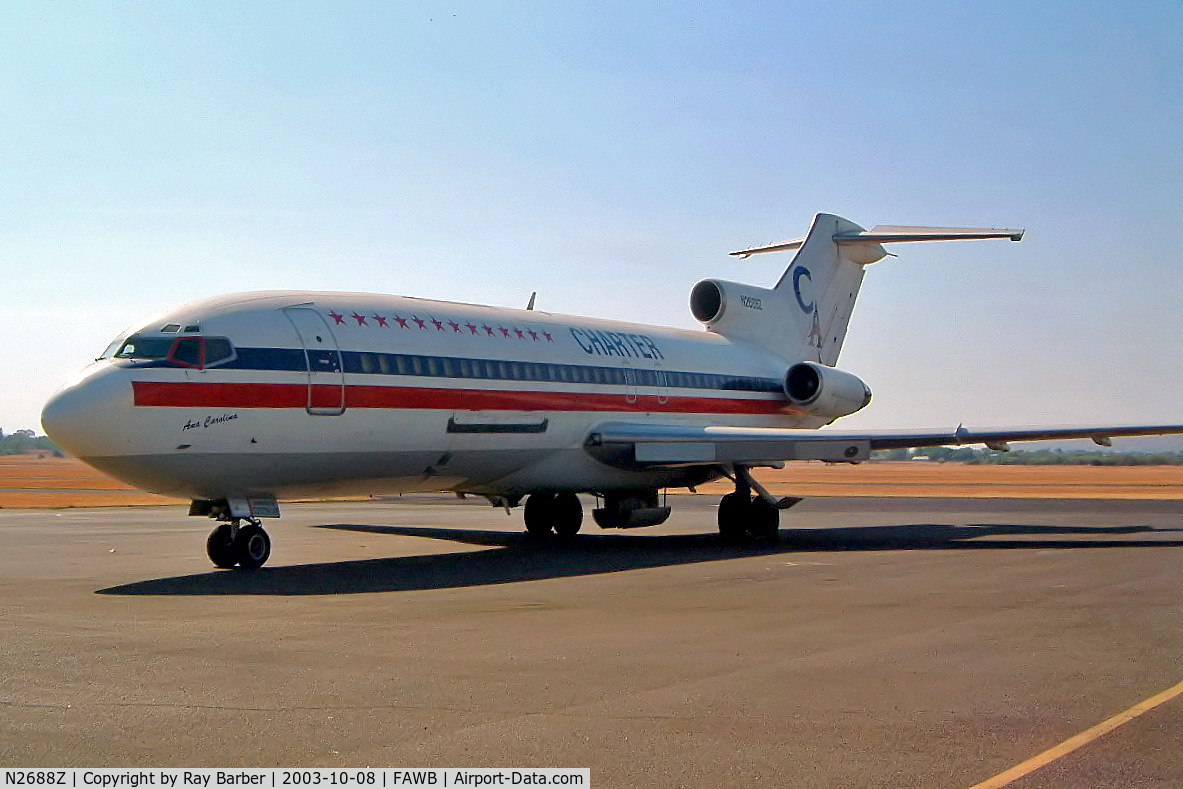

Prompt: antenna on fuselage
[526,291,537,311]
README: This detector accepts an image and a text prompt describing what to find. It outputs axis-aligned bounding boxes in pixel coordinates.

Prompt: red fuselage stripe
[131,381,793,415]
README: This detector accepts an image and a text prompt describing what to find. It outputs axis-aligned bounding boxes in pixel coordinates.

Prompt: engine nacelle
[783,362,872,420]
[690,279,778,329]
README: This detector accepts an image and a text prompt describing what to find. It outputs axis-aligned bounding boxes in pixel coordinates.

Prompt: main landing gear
[718,491,779,544]
[523,492,585,538]
[206,518,272,569]
[718,468,799,545]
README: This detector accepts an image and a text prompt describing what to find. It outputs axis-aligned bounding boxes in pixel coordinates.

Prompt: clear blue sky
[3,1,1180,434]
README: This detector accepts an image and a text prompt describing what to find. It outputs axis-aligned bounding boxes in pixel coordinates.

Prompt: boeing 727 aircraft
[40,213,1183,569]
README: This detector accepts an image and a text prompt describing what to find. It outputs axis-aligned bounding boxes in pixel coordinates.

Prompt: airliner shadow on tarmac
[97,522,1183,597]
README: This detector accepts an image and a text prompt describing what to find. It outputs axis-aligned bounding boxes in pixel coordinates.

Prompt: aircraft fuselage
[43,290,813,502]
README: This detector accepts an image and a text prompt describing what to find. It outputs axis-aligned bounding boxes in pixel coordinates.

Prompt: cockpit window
[111,334,236,368]
[204,338,235,366]
[98,338,123,360]
[169,337,203,367]
[115,336,175,359]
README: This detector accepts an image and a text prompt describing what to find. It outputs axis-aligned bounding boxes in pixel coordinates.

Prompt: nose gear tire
[234,523,271,569]
[206,523,238,569]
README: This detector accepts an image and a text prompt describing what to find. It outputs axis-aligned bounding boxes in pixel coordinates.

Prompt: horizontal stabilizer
[731,224,1023,258]
[836,225,1024,244]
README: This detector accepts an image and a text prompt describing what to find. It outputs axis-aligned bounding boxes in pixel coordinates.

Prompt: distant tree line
[872,446,1183,465]
[0,429,64,456]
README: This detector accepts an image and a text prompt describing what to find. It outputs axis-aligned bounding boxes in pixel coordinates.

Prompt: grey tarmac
[1,495,1181,787]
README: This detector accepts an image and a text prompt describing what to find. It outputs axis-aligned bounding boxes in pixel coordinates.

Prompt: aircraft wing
[585,421,1183,466]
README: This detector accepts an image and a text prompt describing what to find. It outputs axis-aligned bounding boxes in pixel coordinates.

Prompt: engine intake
[689,278,779,329]
[689,280,725,324]
[784,362,871,420]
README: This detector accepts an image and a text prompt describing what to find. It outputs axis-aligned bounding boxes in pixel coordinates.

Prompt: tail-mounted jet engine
[690,279,778,332]
[783,361,872,421]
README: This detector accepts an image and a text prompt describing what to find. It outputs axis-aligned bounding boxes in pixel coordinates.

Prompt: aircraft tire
[235,523,271,569]
[206,523,238,569]
[749,497,780,545]
[552,493,583,538]
[524,493,556,537]
[717,491,751,543]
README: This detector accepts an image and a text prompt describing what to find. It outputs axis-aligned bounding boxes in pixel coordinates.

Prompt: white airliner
[40,213,1183,569]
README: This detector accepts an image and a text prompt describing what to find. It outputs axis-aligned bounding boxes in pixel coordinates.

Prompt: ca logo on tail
[792,266,823,352]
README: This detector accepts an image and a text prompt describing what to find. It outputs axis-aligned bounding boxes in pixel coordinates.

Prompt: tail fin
[770,213,871,365]
[693,213,1022,364]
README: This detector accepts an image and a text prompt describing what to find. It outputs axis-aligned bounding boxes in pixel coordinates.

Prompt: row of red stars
[328,311,555,342]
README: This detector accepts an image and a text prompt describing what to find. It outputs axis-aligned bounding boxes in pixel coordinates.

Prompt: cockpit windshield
[108,334,237,368]
[98,338,124,360]
[114,336,175,359]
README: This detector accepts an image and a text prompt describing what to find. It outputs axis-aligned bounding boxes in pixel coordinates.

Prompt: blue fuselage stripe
[142,347,784,394]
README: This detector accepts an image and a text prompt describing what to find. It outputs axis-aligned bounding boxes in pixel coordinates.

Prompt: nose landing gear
[192,498,278,570]
[205,518,272,570]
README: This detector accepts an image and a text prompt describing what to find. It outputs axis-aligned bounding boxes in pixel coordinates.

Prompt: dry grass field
[0,455,181,508]
[2,454,1183,509]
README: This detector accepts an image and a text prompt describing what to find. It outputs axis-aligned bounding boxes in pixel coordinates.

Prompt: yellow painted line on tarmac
[969,677,1183,788]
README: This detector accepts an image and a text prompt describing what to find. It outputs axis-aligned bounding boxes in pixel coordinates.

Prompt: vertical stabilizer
[772,213,875,365]
[696,213,1022,365]
[691,213,877,365]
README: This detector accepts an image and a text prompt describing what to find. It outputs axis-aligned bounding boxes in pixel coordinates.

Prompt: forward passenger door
[283,307,346,416]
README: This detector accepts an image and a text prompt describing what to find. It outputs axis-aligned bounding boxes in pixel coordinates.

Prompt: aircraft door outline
[621,358,639,406]
[282,307,346,416]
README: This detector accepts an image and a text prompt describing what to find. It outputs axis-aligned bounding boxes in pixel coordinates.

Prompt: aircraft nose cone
[41,364,130,459]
